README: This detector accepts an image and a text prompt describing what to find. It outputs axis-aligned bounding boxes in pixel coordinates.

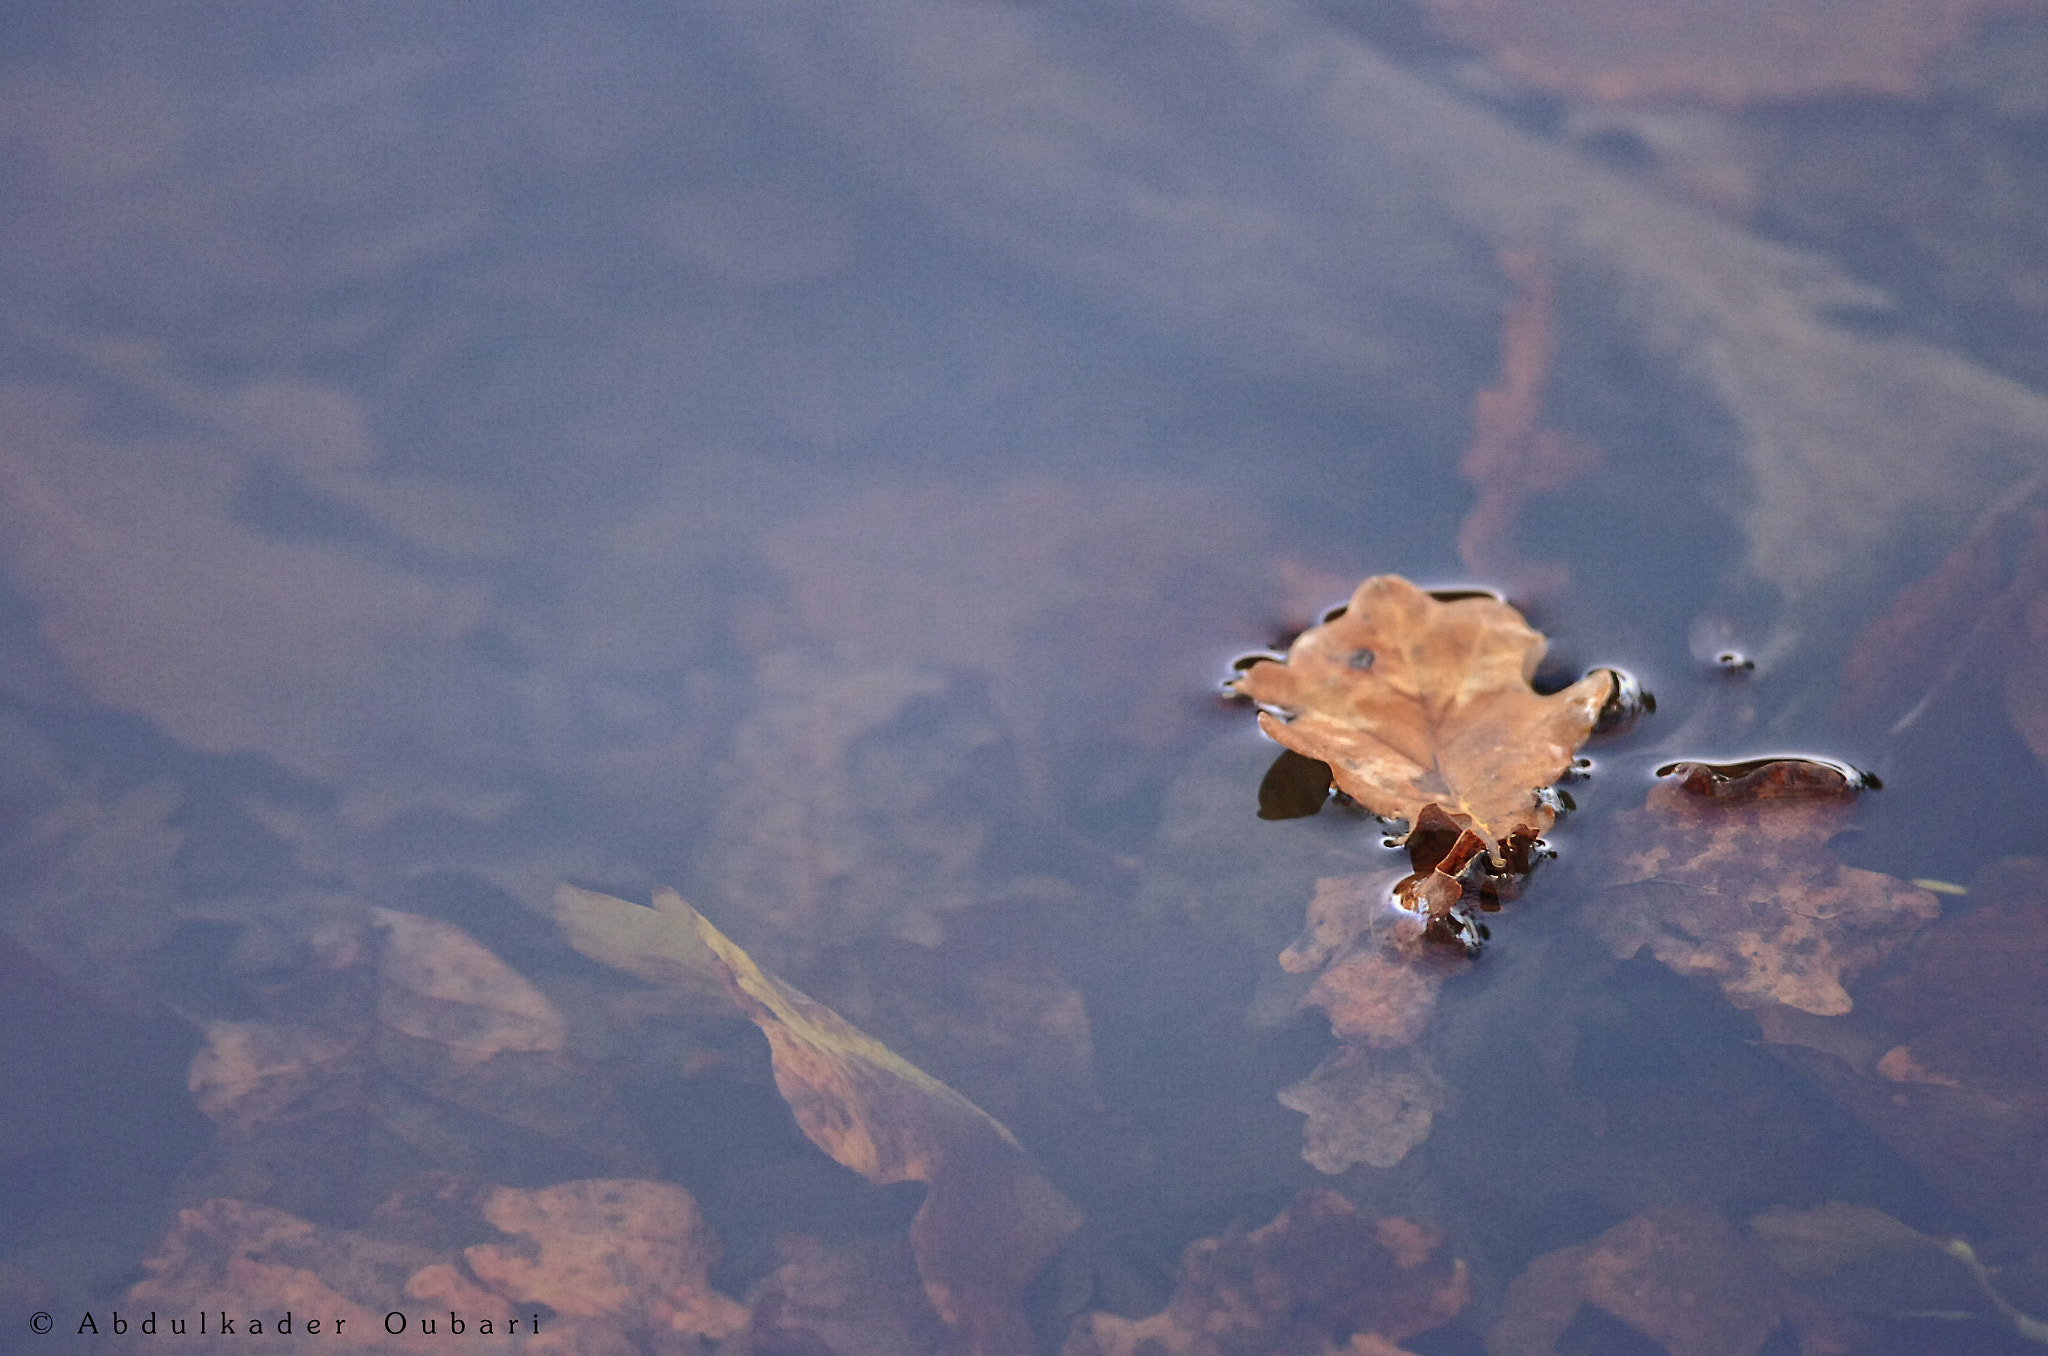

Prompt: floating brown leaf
[552,885,1082,1356]
[1230,575,1612,852]
[1594,765,1939,1015]
[1487,1208,1791,1356]
[1064,1188,1468,1356]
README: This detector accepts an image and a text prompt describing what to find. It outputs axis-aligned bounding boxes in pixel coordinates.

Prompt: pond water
[4,2,2048,1353]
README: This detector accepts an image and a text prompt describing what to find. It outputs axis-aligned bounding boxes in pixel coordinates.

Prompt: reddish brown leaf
[1757,858,2048,1238]
[1655,757,1865,802]
[1487,1208,1790,1356]
[126,1185,737,1355]
[1277,873,1471,1171]
[1595,767,1939,1014]
[128,1197,441,1352]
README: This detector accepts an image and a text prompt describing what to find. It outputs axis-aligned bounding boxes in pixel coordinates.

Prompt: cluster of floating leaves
[1219,552,2048,1350]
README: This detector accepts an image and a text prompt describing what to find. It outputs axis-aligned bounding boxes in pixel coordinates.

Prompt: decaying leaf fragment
[1063,1188,1468,1356]
[1230,575,1612,854]
[552,885,1081,1356]
[1594,763,1938,1015]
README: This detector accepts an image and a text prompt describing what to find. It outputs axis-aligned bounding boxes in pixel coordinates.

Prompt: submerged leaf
[1759,859,2048,1239]
[0,775,184,1008]
[181,909,650,1218]
[1063,1188,1468,1356]
[1278,1044,1446,1174]
[723,1232,947,1356]
[551,885,1082,1356]
[129,1198,439,1352]
[1594,766,1938,1014]
[1229,575,1612,851]
[1749,1202,2048,1345]
[550,883,731,1011]
[462,1179,747,1340]
[1487,1208,1791,1356]
[129,1184,743,1354]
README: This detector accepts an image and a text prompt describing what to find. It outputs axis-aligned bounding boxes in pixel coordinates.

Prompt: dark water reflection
[4,1,2048,1352]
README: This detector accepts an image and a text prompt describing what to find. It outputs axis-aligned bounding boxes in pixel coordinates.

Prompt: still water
[4,2,2048,1352]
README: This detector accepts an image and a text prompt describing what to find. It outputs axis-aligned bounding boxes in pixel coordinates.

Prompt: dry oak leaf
[1063,1187,1468,1356]
[462,1178,747,1341]
[1595,770,1939,1015]
[1230,575,1612,851]
[553,885,1082,1356]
